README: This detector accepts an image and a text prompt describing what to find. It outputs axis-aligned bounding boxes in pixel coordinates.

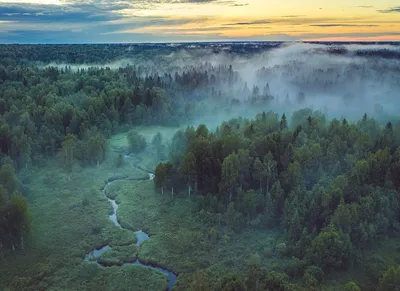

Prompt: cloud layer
[0,0,399,42]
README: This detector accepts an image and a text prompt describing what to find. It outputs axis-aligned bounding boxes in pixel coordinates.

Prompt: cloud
[0,3,123,24]
[310,24,380,27]
[231,3,249,7]
[282,15,305,18]
[300,31,400,39]
[225,20,271,26]
[378,7,400,13]
[0,0,399,43]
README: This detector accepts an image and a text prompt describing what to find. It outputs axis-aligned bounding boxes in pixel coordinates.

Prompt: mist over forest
[1,42,400,291]
[38,42,400,125]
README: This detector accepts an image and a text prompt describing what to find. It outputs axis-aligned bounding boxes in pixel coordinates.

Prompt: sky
[0,0,399,43]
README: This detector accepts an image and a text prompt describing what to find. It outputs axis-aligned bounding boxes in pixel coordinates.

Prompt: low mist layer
[36,42,400,125]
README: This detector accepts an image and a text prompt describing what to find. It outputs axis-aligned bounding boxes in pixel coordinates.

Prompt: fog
[43,42,400,127]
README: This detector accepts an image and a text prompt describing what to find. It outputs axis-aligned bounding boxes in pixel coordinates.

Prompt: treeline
[0,43,280,66]
[190,260,400,291]
[155,109,400,289]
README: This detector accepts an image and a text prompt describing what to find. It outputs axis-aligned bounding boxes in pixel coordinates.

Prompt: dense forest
[1,43,400,291]
[155,110,400,290]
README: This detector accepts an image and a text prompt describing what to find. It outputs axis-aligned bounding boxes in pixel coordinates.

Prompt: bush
[127,130,147,153]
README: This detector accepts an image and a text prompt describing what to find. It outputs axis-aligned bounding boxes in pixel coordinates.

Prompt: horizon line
[1,40,400,45]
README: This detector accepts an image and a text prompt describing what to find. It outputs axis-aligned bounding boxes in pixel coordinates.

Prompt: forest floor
[0,126,399,291]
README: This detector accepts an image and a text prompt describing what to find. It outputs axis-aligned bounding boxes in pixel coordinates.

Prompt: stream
[84,170,177,290]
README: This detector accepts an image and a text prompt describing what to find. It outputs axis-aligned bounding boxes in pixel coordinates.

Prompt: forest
[0,42,400,291]
[155,110,400,290]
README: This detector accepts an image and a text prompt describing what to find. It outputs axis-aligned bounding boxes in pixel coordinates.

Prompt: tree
[245,254,266,291]
[220,274,246,291]
[263,152,277,195]
[377,266,400,291]
[280,113,287,130]
[220,153,239,202]
[0,190,30,250]
[283,161,302,193]
[238,149,251,190]
[253,157,264,192]
[310,224,352,270]
[332,203,353,233]
[190,270,212,291]
[196,124,208,138]
[180,151,196,196]
[127,130,147,153]
[0,162,18,194]
[344,282,361,291]
[154,162,172,195]
[61,133,77,172]
[86,130,107,165]
[368,147,391,186]
[270,181,285,218]
[303,266,324,287]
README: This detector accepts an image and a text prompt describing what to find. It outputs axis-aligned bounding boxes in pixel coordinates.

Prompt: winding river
[84,170,177,290]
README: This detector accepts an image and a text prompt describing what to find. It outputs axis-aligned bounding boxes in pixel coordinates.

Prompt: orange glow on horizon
[303,35,400,42]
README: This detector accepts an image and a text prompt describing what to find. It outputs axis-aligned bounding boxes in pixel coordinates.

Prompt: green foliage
[154,162,173,194]
[377,266,400,291]
[209,227,218,244]
[0,162,18,194]
[220,274,246,291]
[127,130,147,153]
[158,109,400,288]
[61,133,77,171]
[303,266,324,287]
[220,153,239,202]
[0,189,30,249]
[343,282,361,291]
[85,130,107,165]
[0,51,398,289]
[310,225,352,270]
[190,270,212,291]
[265,271,290,291]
